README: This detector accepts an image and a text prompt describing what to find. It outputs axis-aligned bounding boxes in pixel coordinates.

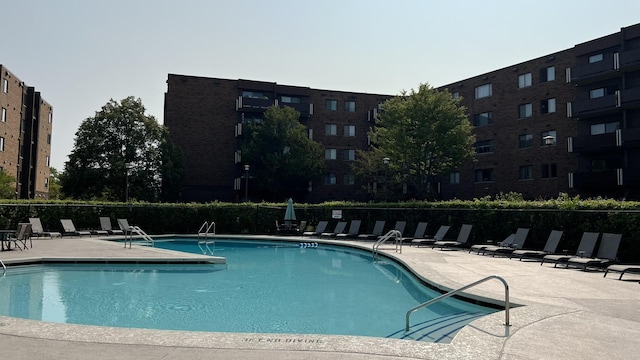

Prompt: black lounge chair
[410,225,450,247]
[469,233,515,254]
[336,220,361,239]
[29,218,62,238]
[303,221,328,237]
[60,219,92,237]
[566,233,622,270]
[541,232,600,267]
[510,230,563,261]
[320,221,347,238]
[604,264,640,280]
[400,222,428,243]
[432,224,473,250]
[100,217,124,235]
[358,220,385,241]
[482,228,529,256]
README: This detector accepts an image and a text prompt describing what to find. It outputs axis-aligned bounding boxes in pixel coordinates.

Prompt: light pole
[382,157,390,202]
[543,135,555,199]
[125,162,131,202]
[244,164,250,202]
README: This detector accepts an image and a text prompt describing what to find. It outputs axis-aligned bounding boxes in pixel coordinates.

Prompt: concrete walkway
[1,235,639,360]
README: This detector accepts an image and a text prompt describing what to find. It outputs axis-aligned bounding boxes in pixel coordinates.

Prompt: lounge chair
[510,230,563,261]
[302,220,328,237]
[60,219,92,237]
[117,218,134,234]
[482,228,529,256]
[320,221,347,237]
[541,232,600,267]
[100,217,124,235]
[400,222,428,243]
[432,224,473,250]
[410,225,451,247]
[28,217,62,238]
[566,233,622,270]
[469,233,515,254]
[604,264,640,280]
[358,220,385,240]
[336,220,361,239]
[392,221,407,237]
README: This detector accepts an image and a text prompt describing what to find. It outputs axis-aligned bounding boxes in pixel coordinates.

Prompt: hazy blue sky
[3,0,640,170]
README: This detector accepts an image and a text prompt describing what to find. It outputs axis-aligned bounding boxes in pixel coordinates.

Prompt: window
[475,84,492,99]
[541,130,557,145]
[474,169,494,182]
[541,163,557,178]
[243,114,263,124]
[450,171,460,184]
[589,88,605,99]
[47,134,51,144]
[343,173,355,185]
[281,96,300,103]
[242,91,268,99]
[518,73,532,88]
[325,99,337,111]
[589,53,604,63]
[344,101,356,112]
[591,159,607,172]
[590,121,620,135]
[46,155,50,167]
[518,103,533,118]
[475,140,493,154]
[44,177,49,188]
[452,92,460,99]
[2,79,7,93]
[518,134,533,148]
[324,148,337,160]
[540,98,556,114]
[1,107,6,122]
[473,112,493,126]
[344,125,356,137]
[49,112,53,124]
[0,137,4,152]
[343,149,355,161]
[540,66,555,82]
[519,165,533,180]
[325,123,337,136]
[324,173,337,185]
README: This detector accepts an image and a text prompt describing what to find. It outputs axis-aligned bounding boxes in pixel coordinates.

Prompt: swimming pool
[0,239,496,342]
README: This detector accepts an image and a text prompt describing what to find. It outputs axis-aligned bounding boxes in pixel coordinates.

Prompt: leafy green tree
[61,96,183,202]
[47,167,64,200]
[160,127,186,202]
[242,106,324,201]
[0,170,16,199]
[354,84,475,200]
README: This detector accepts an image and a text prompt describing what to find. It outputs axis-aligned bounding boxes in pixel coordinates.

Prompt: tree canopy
[0,170,16,199]
[61,96,184,202]
[353,84,475,200]
[241,106,324,201]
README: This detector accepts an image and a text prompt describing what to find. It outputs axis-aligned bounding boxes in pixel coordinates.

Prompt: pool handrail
[197,221,216,255]
[405,275,510,331]
[1,259,5,275]
[372,230,402,260]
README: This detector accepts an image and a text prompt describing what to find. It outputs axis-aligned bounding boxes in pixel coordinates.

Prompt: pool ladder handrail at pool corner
[372,229,402,261]
[405,275,510,332]
[197,221,216,255]
[1,259,6,275]
[124,225,154,248]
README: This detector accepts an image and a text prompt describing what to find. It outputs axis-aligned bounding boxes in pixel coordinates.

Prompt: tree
[241,106,324,201]
[47,167,64,200]
[353,84,475,200]
[61,96,183,202]
[0,170,16,199]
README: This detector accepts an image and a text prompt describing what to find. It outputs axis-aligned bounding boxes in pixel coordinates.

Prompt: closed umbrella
[284,198,296,230]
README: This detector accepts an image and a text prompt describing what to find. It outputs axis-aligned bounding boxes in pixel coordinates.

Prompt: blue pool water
[0,239,496,342]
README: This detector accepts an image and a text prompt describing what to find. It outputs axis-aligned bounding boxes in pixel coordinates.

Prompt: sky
[3,0,640,171]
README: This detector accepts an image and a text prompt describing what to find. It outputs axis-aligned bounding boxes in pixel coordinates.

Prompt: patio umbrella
[284,198,296,229]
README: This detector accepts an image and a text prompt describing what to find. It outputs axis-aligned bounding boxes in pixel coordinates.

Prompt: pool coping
[1,234,639,359]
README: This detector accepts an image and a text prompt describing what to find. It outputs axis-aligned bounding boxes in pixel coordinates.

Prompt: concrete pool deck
[1,235,639,360]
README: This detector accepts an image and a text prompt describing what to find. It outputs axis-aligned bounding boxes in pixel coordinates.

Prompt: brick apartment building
[0,65,53,199]
[164,23,640,203]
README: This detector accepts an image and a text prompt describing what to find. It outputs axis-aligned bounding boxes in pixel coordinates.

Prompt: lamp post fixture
[244,164,250,202]
[382,157,390,202]
[543,135,555,199]
[125,162,132,202]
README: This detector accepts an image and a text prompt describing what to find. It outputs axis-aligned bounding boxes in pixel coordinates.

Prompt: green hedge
[1,197,639,262]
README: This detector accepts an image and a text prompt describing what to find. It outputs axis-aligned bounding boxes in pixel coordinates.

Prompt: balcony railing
[570,132,618,153]
[620,87,640,109]
[570,53,618,84]
[622,127,640,148]
[620,48,640,71]
[570,93,620,118]
[237,96,275,111]
[572,169,622,189]
[280,101,312,116]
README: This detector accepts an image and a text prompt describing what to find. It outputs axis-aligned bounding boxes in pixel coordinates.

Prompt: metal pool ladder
[372,230,402,260]
[197,221,216,255]
[405,275,510,331]
[124,226,154,248]
[1,259,6,275]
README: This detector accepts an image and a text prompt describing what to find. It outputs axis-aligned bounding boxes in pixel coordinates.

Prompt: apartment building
[164,23,640,203]
[164,75,390,202]
[0,65,53,199]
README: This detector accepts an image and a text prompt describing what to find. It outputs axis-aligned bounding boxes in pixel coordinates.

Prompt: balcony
[622,127,640,148]
[279,101,312,116]
[569,93,620,118]
[570,132,618,153]
[620,87,640,109]
[237,96,275,112]
[620,48,640,72]
[572,169,621,189]
[570,53,618,84]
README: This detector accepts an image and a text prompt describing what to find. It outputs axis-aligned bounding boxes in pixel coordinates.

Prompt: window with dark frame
[474,168,494,182]
[325,99,338,111]
[473,112,493,126]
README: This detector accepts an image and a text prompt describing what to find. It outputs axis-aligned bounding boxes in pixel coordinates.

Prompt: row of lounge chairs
[302,220,638,279]
[24,217,126,240]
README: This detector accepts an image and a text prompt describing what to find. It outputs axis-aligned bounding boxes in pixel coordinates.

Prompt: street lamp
[244,164,250,202]
[382,157,390,202]
[125,162,132,202]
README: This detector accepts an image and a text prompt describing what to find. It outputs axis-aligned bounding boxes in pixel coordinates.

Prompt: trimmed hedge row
[1,200,638,262]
